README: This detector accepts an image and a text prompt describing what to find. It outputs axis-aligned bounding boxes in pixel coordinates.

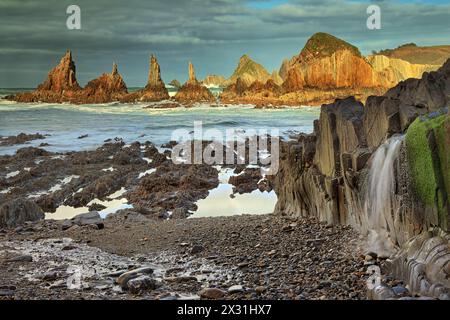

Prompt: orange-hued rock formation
[367,54,440,87]
[9,51,130,104]
[281,33,382,90]
[8,52,174,104]
[225,55,271,87]
[202,74,226,87]
[38,50,81,92]
[174,62,215,105]
[5,33,448,107]
[140,54,170,101]
[203,55,274,88]
[10,50,82,103]
[220,32,442,107]
[121,54,169,102]
[81,63,128,103]
[376,43,450,65]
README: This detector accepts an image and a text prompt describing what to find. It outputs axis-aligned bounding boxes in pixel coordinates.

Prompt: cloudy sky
[0,0,449,87]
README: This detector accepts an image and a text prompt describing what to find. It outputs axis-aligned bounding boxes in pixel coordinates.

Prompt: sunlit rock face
[8,51,130,104]
[280,33,382,91]
[38,50,81,92]
[8,50,82,103]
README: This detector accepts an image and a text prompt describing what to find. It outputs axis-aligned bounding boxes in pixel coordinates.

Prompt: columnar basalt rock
[174,62,215,105]
[364,59,450,150]
[274,60,450,298]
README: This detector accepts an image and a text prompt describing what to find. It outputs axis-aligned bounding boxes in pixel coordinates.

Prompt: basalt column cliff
[273,59,450,298]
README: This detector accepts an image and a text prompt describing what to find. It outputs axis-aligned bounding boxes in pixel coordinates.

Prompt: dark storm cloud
[0,0,449,87]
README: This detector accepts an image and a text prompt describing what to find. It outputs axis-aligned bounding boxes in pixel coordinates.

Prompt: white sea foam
[138,168,156,179]
[6,171,20,178]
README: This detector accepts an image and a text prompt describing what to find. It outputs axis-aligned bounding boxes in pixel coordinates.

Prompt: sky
[0,0,449,87]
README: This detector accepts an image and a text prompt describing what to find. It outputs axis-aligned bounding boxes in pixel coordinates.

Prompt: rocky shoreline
[0,137,232,221]
[0,130,444,300]
[1,212,369,300]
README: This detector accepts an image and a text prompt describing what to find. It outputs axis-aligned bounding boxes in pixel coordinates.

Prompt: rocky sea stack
[226,54,271,87]
[281,32,380,90]
[7,51,130,104]
[174,62,215,105]
[81,62,128,103]
[9,50,82,103]
[120,54,170,103]
[141,55,170,101]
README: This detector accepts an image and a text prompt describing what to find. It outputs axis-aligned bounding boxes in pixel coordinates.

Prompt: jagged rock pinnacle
[148,54,163,87]
[112,62,118,76]
[188,61,196,82]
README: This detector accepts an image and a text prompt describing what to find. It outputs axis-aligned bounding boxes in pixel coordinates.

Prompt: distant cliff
[376,43,450,66]
[203,74,226,87]
[221,33,444,107]
[226,55,271,87]
[367,54,440,87]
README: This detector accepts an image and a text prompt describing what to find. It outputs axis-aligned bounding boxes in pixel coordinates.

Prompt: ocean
[0,89,320,218]
[0,89,320,156]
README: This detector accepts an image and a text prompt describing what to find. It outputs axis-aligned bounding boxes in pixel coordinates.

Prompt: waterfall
[365,135,404,258]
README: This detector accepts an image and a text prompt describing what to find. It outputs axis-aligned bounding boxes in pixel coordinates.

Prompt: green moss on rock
[406,112,449,229]
[300,32,361,59]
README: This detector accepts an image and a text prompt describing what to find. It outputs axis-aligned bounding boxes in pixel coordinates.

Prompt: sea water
[0,91,320,218]
[0,97,319,156]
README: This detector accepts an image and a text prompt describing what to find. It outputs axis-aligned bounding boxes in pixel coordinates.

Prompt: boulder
[127,275,160,294]
[116,266,154,289]
[62,211,104,230]
[0,198,44,228]
[199,287,226,299]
